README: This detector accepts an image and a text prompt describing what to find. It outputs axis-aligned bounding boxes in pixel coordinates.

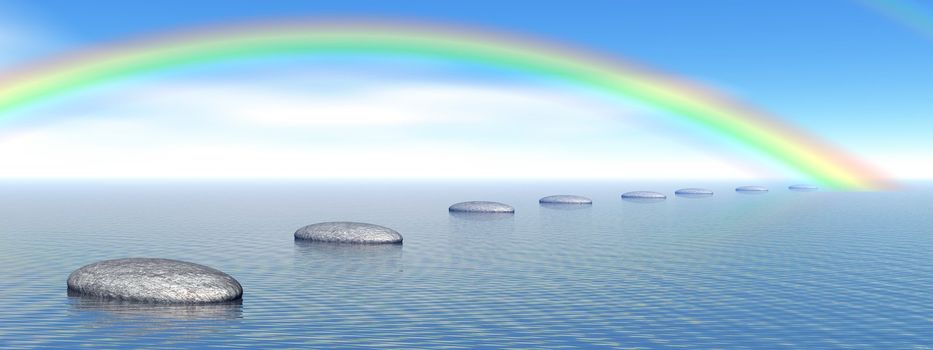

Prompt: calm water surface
[0,181,930,349]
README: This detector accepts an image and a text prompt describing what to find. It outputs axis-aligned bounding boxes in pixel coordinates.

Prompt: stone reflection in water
[789,184,819,192]
[621,197,667,204]
[448,211,516,221]
[539,200,593,233]
[539,202,593,210]
[293,240,404,273]
[736,185,769,193]
[447,207,515,268]
[68,294,243,321]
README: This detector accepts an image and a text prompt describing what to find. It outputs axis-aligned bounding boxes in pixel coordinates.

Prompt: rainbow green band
[0,21,891,189]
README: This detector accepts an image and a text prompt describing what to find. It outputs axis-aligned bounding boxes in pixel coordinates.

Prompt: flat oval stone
[294,222,402,244]
[675,188,714,196]
[621,191,667,199]
[539,195,592,204]
[789,184,819,191]
[736,186,769,192]
[67,258,242,303]
[449,201,515,213]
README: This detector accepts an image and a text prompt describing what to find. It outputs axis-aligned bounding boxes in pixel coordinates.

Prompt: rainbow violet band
[0,19,893,189]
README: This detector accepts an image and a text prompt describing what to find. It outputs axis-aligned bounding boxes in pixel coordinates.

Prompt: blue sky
[0,0,930,179]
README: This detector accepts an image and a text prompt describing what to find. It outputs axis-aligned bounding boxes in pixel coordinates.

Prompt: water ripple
[0,182,930,348]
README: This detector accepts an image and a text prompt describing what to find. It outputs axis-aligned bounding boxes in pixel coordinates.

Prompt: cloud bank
[0,73,767,179]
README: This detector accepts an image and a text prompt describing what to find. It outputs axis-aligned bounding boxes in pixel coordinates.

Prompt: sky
[0,0,930,180]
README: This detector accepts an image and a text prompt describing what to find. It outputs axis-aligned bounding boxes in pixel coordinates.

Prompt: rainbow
[859,0,933,41]
[0,19,892,189]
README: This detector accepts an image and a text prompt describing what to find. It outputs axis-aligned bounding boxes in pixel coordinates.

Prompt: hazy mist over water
[0,181,930,348]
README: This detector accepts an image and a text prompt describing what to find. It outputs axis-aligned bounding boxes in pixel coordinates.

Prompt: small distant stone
[539,195,592,204]
[789,184,819,191]
[449,201,515,213]
[736,186,769,192]
[621,191,667,199]
[675,188,714,196]
[67,258,242,303]
[294,222,402,244]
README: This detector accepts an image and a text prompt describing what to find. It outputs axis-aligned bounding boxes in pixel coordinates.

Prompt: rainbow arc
[0,20,892,189]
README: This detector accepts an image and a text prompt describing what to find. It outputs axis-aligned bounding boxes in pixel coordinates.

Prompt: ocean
[0,181,930,349]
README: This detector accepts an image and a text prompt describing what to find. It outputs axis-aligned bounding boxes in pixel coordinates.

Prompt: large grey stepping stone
[539,195,592,204]
[449,201,515,213]
[294,222,402,244]
[67,258,242,303]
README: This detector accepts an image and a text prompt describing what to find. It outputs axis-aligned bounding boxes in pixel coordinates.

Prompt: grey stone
[736,186,769,192]
[449,201,515,213]
[67,258,242,303]
[294,222,402,244]
[621,191,667,199]
[675,188,714,196]
[539,195,592,204]
[789,184,819,191]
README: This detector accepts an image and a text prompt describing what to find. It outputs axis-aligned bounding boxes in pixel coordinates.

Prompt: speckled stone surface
[621,191,667,199]
[67,258,242,303]
[675,188,714,196]
[294,222,403,244]
[448,201,515,213]
[736,186,769,192]
[789,184,819,191]
[539,195,592,204]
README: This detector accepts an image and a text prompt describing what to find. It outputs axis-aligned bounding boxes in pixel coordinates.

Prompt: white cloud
[861,151,933,180]
[0,77,774,179]
[0,134,757,179]
[76,81,639,128]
